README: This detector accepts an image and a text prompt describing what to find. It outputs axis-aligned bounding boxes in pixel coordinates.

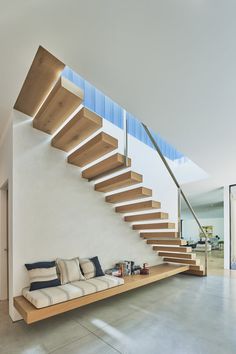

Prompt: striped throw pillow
[25,261,61,291]
[56,258,85,284]
[80,256,104,279]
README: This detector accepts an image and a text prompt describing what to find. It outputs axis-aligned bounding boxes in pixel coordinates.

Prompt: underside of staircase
[14,46,204,277]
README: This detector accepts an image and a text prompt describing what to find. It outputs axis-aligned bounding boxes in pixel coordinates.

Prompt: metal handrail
[141,123,208,276]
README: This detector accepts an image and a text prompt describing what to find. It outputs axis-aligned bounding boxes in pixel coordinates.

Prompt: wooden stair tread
[68,132,118,167]
[82,153,131,180]
[153,246,192,253]
[141,232,178,239]
[158,252,195,259]
[185,269,204,276]
[163,257,200,265]
[33,77,84,134]
[146,239,187,245]
[115,200,161,213]
[124,212,168,222]
[14,263,189,324]
[95,171,142,192]
[106,187,152,204]
[133,222,175,230]
[14,46,65,117]
[51,108,102,152]
[188,265,204,271]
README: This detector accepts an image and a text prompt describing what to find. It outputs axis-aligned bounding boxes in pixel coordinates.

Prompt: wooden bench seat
[14,263,189,324]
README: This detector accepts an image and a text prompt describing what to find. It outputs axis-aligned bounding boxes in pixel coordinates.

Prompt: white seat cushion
[22,275,124,309]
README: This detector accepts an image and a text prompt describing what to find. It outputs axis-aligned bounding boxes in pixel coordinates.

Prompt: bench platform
[14,263,189,324]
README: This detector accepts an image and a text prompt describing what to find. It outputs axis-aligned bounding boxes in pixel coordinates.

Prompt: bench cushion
[22,275,124,309]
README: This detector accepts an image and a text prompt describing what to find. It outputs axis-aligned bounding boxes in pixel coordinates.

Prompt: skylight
[62,67,185,162]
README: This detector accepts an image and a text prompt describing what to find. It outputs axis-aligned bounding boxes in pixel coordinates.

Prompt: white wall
[0,189,8,300]
[182,217,224,243]
[170,158,209,185]
[12,109,178,320]
[0,119,12,186]
[0,117,13,317]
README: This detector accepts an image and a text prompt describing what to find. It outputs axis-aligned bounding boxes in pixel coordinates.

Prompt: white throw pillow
[56,257,85,284]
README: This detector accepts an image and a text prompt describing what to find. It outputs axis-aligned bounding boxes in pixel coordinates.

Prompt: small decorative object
[131,261,135,274]
[124,261,132,275]
[140,263,150,275]
[132,265,141,275]
[115,262,126,277]
[107,260,141,277]
[105,267,122,277]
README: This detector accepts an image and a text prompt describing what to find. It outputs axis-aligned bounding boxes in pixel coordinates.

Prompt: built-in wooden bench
[14,263,188,324]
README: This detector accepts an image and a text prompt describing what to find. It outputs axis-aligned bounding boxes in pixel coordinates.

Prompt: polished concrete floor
[1,270,236,354]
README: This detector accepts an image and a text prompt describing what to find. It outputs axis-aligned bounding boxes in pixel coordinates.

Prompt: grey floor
[1,273,236,354]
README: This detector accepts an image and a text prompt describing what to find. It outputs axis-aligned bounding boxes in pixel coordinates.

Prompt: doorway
[0,182,9,301]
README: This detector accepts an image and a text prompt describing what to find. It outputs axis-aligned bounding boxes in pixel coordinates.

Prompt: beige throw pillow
[56,257,85,284]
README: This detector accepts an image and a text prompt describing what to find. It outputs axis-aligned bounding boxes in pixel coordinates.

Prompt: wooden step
[51,108,102,152]
[115,200,161,213]
[141,232,178,239]
[153,246,192,253]
[185,269,205,276]
[188,265,204,271]
[33,77,84,134]
[95,171,142,193]
[68,132,118,167]
[163,257,200,266]
[124,212,168,222]
[14,46,65,117]
[106,187,152,204]
[146,239,187,246]
[82,153,131,180]
[133,222,175,230]
[158,252,195,259]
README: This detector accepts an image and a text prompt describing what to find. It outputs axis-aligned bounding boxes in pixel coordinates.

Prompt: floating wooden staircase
[14,46,204,278]
[51,107,102,152]
[124,212,168,222]
[68,132,118,167]
[146,239,187,245]
[133,222,175,230]
[163,257,200,266]
[141,232,178,239]
[153,246,192,253]
[95,171,143,192]
[158,252,195,259]
[82,153,131,180]
[33,77,84,134]
[115,200,161,213]
[14,46,65,117]
[186,264,204,276]
[105,187,152,203]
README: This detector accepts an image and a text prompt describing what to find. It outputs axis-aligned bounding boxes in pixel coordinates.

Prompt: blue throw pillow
[90,256,105,277]
[25,261,56,271]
